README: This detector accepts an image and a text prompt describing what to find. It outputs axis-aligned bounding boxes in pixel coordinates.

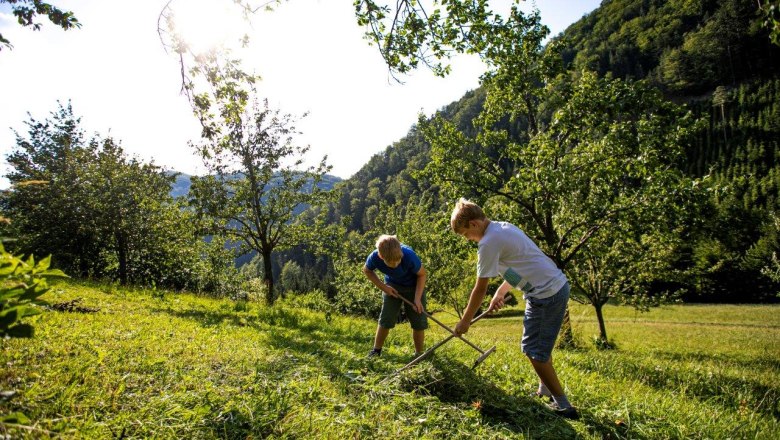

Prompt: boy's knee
[378,318,396,329]
[524,351,551,364]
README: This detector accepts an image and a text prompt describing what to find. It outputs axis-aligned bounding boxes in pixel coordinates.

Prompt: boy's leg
[528,357,564,396]
[374,326,391,350]
[522,283,575,415]
[396,283,428,354]
[371,292,401,355]
[412,329,424,354]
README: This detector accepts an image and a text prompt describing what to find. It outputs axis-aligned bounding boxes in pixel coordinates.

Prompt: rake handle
[393,307,495,375]
[393,292,487,354]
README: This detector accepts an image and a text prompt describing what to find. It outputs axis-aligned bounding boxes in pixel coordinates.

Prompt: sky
[0,0,601,186]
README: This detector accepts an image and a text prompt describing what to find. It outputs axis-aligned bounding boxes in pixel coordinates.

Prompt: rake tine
[472,346,496,369]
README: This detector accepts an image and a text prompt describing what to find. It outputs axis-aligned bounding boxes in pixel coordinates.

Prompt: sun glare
[170,0,246,54]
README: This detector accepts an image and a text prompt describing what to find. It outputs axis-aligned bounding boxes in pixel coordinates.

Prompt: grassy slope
[1,280,778,439]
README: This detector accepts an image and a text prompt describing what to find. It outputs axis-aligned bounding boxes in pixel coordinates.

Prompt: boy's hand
[455,318,470,335]
[413,298,424,314]
[383,285,400,298]
[488,293,506,312]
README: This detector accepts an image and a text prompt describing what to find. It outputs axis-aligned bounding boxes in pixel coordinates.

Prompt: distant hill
[166,172,342,199]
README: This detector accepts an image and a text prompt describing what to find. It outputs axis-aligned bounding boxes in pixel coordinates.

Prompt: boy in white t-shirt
[451,198,578,419]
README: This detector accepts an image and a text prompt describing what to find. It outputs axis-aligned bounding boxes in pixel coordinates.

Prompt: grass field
[1,280,778,439]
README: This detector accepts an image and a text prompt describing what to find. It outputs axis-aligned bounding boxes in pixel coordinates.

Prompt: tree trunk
[118,232,128,285]
[263,249,274,305]
[594,302,608,342]
[556,307,577,349]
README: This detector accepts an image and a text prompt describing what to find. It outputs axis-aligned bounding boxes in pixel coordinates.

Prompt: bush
[278,289,333,314]
[331,257,382,318]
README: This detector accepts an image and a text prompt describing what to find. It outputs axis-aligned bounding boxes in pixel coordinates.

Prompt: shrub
[278,289,333,315]
[331,257,381,318]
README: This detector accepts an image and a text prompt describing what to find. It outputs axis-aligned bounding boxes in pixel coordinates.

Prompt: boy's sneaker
[367,349,382,359]
[547,402,580,420]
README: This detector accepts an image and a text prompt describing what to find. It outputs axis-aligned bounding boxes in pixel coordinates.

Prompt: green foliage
[277,288,333,317]
[0,0,80,51]
[560,0,780,96]
[760,0,780,46]
[0,244,66,337]
[332,254,381,318]
[354,0,514,79]
[1,102,230,294]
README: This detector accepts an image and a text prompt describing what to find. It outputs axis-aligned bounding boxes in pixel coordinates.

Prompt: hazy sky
[0,1,601,185]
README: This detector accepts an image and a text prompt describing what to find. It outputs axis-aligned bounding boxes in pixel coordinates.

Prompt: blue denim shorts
[521,282,570,363]
[378,283,428,331]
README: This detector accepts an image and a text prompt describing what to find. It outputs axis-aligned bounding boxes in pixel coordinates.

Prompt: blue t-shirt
[365,245,422,287]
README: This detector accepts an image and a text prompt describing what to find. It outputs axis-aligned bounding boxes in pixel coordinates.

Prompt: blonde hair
[450,198,486,232]
[376,234,402,264]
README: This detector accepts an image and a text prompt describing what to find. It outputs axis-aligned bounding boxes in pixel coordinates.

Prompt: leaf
[1,411,31,424]
[0,260,20,276]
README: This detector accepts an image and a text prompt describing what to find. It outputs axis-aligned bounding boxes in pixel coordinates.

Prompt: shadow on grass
[393,356,640,440]
[151,304,374,378]
[569,351,780,418]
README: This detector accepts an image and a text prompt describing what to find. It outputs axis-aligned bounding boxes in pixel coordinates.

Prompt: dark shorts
[521,282,570,363]
[378,283,428,331]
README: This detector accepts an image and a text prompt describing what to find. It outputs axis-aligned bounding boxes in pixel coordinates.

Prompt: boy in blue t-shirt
[363,234,428,358]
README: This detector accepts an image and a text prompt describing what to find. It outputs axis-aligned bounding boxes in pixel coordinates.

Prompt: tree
[0,0,80,51]
[566,218,681,344]
[189,97,332,305]
[712,85,730,145]
[3,102,101,276]
[2,103,219,291]
[423,53,704,344]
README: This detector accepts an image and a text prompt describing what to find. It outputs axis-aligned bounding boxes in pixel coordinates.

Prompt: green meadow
[1,280,778,439]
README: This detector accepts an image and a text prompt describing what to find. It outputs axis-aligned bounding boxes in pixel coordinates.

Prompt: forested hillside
[327,0,780,303]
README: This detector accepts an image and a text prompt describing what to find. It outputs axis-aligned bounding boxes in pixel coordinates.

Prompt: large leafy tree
[3,103,99,275]
[0,0,80,51]
[189,97,332,305]
[420,4,705,343]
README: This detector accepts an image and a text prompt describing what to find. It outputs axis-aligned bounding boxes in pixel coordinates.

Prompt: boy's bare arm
[455,277,490,335]
[362,266,399,297]
[413,266,427,313]
[489,280,513,312]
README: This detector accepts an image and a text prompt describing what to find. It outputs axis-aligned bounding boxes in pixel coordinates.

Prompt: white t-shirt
[477,221,567,299]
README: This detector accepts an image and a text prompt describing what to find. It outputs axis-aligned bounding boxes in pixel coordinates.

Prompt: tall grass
[1,279,777,438]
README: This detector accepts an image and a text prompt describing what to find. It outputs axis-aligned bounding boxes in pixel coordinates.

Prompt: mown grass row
[1,279,778,438]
